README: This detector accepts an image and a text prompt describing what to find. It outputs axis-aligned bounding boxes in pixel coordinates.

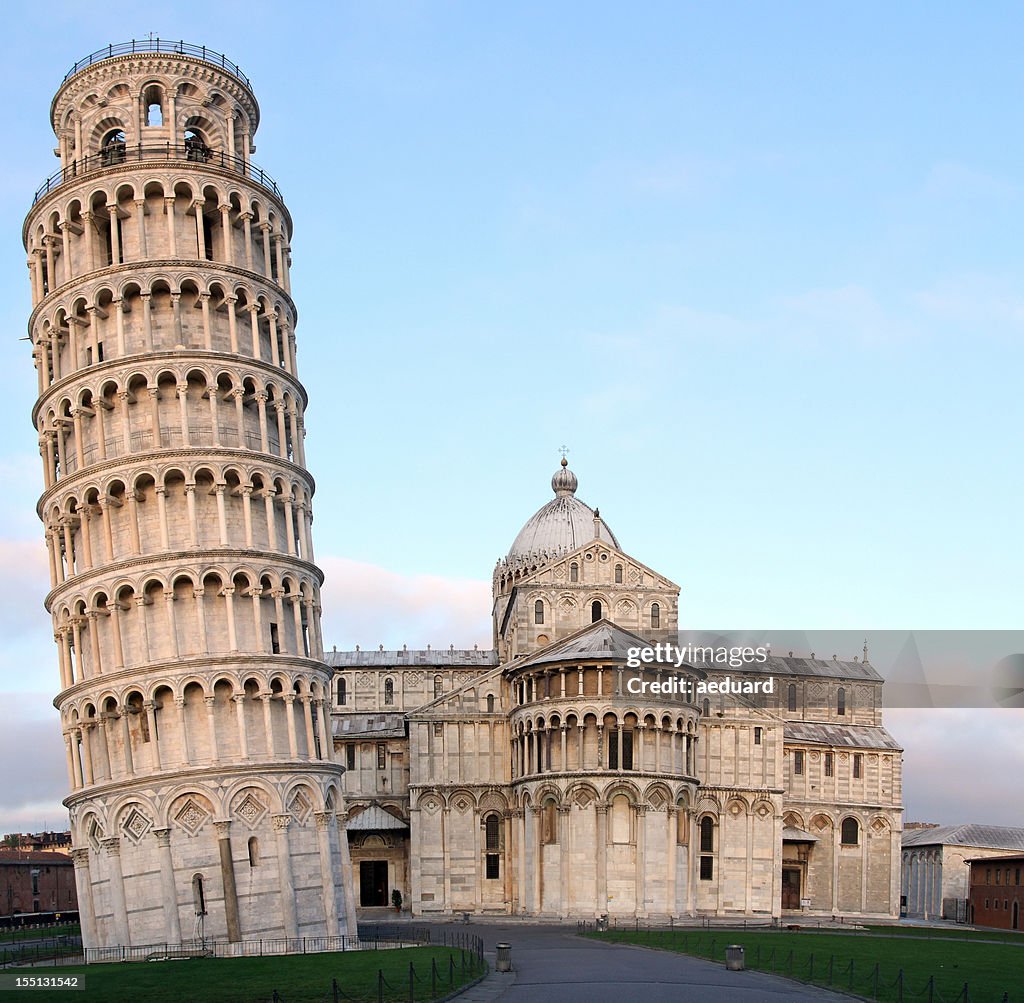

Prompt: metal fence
[61,40,251,89]
[33,144,281,205]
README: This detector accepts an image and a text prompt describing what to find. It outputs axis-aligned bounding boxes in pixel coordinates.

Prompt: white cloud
[0,696,67,835]
[318,555,491,652]
[887,708,1024,827]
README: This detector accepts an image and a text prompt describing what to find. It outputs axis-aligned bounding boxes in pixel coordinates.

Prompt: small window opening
[614,564,623,584]
[651,602,660,629]
[794,750,805,775]
[570,562,578,583]
[591,600,602,622]
[754,726,762,745]
[486,694,494,713]
[376,743,386,770]
[787,683,797,712]
[337,678,347,705]
[384,678,394,705]
[837,687,846,716]
[270,622,280,654]
[534,599,544,625]
[192,874,207,915]
[825,752,834,776]
[841,817,860,845]
[345,744,356,771]
[247,836,259,867]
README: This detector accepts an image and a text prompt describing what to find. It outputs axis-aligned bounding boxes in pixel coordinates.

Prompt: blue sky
[0,2,1021,831]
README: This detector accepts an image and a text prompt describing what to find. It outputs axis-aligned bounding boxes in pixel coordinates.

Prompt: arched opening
[570,562,579,583]
[699,816,715,880]
[184,128,210,163]
[486,694,494,713]
[247,836,259,868]
[650,602,660,629]
[787,683,798,712]
[841,817,860,845]
[384,678,394,705]
[101,129,126,166]
[192,873,207,915]
[143,84,164,127]
[591,600,602,623]
[337,677,347,706]
[614,563,623,584]
[534,599,544,625]
[837,687,846,716]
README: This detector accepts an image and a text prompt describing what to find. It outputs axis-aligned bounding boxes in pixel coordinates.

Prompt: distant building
[967,854,1023,930]
[901,824,1024,921]
[0,851,77,918]
[2,832,72,854]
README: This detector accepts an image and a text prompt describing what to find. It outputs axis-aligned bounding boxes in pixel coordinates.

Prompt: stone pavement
[443,922,852,1003]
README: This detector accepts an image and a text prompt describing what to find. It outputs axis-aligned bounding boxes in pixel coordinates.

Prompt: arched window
[143,84,164,126]
[486,694,494,713]
[247,836,259,868]
[787,683,797,712]
[699,816,715,853]
[384,678,394,705]
[101,129,126,166]
[192,874,207,915]
[534,599,544,625]
[591,600,602,622]
[837,687,846,716]
[701,698,710,717]
[337,678,347,706]
[650,603,660,629]
[433,675,443,699]
[614,564,623,584]
[570,562,579,583]
[699,816,715,880]
[184,128,210,162]
[485,814,500,850]
[841,817,860,845]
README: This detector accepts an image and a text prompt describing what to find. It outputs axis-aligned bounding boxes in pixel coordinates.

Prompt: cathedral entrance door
[360,860,389,906]
[781,867,802,910]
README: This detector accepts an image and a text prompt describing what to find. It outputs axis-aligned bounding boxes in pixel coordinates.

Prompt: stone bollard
[725,944,745,971]
[495,942,512,972]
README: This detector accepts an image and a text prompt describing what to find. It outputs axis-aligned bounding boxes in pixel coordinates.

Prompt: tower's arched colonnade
[24,42,354,949]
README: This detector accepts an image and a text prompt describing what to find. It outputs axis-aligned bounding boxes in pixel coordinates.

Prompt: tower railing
[32,143,281,204]
[61,39,252,89]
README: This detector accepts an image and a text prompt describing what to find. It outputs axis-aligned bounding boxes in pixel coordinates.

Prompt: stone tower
[24,40,355,949]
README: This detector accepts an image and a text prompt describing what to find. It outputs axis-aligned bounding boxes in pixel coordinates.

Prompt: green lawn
[864,923,1024,944]
[0,924,80,945]
[4,945,485,1003]
[589,929,1019,1002]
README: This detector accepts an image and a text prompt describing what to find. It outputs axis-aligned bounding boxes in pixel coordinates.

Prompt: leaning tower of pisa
[23,40,355,950]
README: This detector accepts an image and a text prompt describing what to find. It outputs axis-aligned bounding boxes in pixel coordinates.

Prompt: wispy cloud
[318,555,491,652]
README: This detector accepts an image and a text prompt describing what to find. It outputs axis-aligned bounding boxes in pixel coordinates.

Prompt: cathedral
[330,458,905,920]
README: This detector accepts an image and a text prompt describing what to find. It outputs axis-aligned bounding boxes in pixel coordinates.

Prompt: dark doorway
[360,860,388,906]
[1013,900,1019,931]
[781,867,802,910]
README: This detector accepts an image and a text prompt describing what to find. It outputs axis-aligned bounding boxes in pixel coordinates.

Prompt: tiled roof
[901,824,1024,851]
[331,713,406,739]
[325,649,498,669]
[784,722,902,750]
[346,804,409,831]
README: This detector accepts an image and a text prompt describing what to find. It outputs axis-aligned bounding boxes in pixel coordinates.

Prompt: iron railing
[32,143,281,205]
[61,40,251,89]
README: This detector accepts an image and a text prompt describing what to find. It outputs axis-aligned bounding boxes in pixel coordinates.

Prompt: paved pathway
[442,922,851,1003]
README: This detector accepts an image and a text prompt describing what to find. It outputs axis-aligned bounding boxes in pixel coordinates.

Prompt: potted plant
[392,889,403,913]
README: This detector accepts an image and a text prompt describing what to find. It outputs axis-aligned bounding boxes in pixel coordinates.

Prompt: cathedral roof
[508,619,658,671]
[506,458,619,562]
[783,721,902,751]
[901,824,1024,851]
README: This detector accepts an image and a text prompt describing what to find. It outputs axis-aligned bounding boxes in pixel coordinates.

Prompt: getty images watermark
[624,642,775,696]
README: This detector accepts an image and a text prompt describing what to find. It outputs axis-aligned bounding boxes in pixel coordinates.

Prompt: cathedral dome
[507,459,620,560]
